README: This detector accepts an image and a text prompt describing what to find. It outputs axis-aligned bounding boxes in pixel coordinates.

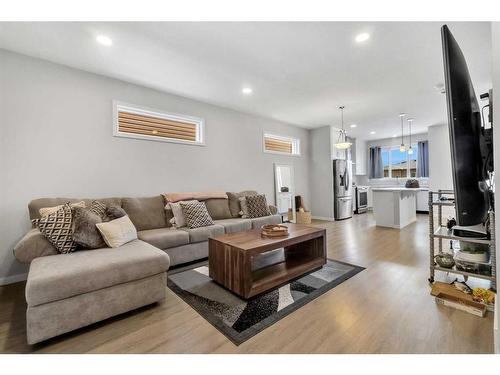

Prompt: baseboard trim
[0,272,28,286]
[312,216,335,222]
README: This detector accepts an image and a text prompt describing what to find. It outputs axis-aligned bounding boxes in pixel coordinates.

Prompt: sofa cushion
[204,198,232,220]
[249,215,282,229]
[227,191,258,217]
[213,218,252,234]
[164,242,208,266]
[137,228,189,249]
[26,239,170,307]
[180,224,224,243]
[13,229,59,264]
[122,196,166,231]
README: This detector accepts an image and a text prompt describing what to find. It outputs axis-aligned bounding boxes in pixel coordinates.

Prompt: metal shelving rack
[428,190,496,291]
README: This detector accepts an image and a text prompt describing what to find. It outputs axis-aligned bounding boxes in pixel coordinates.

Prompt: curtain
[369,146,383,179]
[417,141,429,177]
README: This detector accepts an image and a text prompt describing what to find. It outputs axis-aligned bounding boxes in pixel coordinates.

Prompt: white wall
[492,22,500,355]
[0,49,311,284]
[309,126,334,219]
[428,124,453,191]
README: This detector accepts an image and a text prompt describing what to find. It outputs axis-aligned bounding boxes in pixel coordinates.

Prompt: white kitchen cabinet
[372,188,418,229]
[367,187,373,208]
[416,189,429,212]
[355,139,367,175]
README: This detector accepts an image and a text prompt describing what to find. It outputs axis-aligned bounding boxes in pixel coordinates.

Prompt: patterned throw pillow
[39,200,86,217]
[89,200,107,218]
[246,194,271,218]
[35,203,77,254]
[166,200,199,228]
[180,201,214,229]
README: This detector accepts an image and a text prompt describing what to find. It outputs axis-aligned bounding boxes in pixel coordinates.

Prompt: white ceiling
[0,22,492,140]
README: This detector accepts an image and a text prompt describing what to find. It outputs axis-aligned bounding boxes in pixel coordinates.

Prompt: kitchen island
[372,188,423,229]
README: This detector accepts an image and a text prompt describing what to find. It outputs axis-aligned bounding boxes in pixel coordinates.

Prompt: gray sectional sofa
[14,193,281,344]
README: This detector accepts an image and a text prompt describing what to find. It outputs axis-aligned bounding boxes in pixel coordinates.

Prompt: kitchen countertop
[371,187,428,192]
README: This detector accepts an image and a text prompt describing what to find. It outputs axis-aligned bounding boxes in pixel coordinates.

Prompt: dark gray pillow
[227,191,258,217]
[105,205,127,221]
[72,207,107,249]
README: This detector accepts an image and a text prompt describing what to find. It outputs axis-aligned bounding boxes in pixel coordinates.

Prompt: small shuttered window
[113,102,204,145]
[263,133,300,156]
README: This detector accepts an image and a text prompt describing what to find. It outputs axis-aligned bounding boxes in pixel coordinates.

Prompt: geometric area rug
[167,259,364,345]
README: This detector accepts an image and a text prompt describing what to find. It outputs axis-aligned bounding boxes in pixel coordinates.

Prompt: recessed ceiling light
[370,131,376,135]
[242,87,253,95]
[96,35,112,46]
[392,134,398,138]
[355,33,370,43]
[350,124,357,128]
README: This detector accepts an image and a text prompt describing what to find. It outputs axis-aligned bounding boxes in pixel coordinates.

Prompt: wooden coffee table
[208,223,326,299]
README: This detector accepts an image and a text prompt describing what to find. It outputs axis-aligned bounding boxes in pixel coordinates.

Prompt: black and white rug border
[167,259,365,346]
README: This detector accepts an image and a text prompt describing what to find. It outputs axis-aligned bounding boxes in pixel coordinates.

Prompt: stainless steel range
[355,186,369,214]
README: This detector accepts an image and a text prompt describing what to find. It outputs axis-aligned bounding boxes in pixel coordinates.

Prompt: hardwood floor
[0,213,494,353]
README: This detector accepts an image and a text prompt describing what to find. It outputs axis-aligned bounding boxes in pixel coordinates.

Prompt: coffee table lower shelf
[250,256,326,297]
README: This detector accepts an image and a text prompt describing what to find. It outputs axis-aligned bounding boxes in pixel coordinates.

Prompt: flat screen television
[441,25,493,234]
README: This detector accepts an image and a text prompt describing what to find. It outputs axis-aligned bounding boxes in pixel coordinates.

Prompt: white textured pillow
[238,197,249,218]
[39,201,86,217]
[96,215,137,248]
[166,200,199,228]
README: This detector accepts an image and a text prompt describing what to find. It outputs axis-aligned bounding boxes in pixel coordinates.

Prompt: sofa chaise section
[25,240,169,344]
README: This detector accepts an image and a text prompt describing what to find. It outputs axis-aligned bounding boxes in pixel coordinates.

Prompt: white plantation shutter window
[263,133,300,156]
[113,102,204,145]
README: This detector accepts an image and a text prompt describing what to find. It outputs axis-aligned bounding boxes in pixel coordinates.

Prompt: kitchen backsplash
[354,175,429,187]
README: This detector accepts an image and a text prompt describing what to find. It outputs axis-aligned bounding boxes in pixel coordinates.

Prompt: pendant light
[407,118,414,155]
[399,113,406,152]
[335,106,353,149]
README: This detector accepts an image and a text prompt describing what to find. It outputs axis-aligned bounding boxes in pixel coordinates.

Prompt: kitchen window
[113,101,205,146]
[263,133,300,156]
[379,144,418,178]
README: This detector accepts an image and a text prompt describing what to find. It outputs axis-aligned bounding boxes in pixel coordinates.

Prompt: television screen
[442,25,490,227]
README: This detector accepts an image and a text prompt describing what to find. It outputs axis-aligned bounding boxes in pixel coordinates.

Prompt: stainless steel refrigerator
[333,159,353,220]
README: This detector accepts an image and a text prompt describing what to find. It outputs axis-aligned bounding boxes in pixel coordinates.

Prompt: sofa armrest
[268,205,278,215]
[13,229,59,264]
